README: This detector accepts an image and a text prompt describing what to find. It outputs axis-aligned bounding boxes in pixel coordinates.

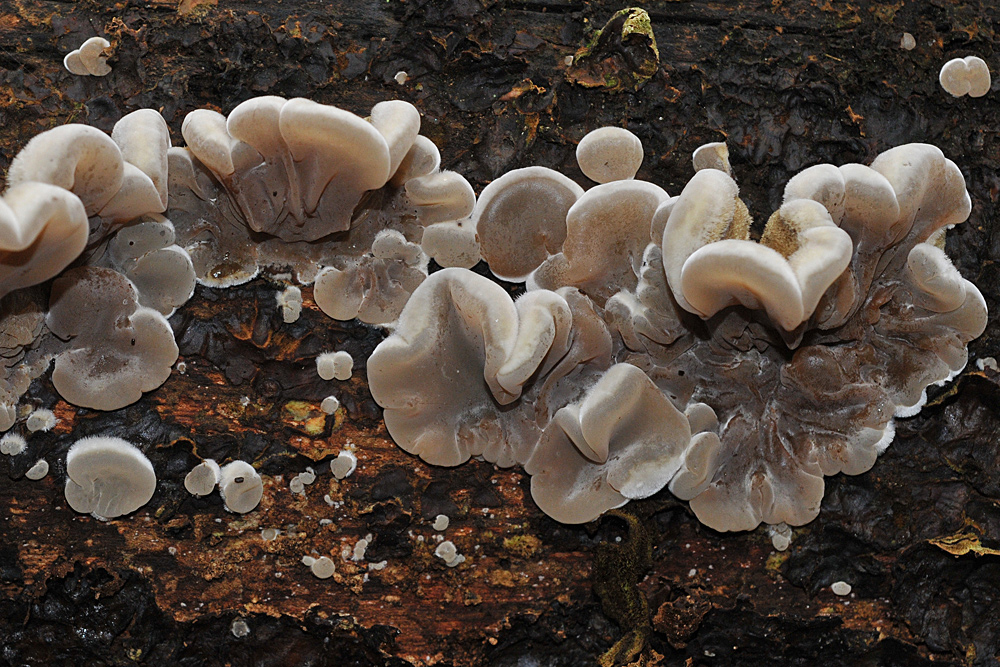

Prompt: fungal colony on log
[0,94,987,532]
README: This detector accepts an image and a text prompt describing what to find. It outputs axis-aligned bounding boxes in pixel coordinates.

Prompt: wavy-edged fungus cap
[405,171,476,226]
[107,219,197,317]
[473,167,584,282]
[46,267,178,410]
[390,135,441,186]
[276,286,303,324]
[939,55,991,97]
[531,179,669,303]
[369,100,421,178]
[420,221,481,269]
[7,124,123,216]
[63,50,90,76]
[219,460,263,513]
[691,142,732,176]
[107,109,172,216]
[78,37,112,76]
[64,436,156,520]
[0,182,89,298]
[25,459,49,480]
[184,459,221,497]
[317,351,353,381]
[576,127,644,183]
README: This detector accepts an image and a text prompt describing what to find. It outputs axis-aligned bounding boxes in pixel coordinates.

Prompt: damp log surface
[2,0,1000,665]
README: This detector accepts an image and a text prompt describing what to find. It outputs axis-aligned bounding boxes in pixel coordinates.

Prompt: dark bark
[2,0,1000,665]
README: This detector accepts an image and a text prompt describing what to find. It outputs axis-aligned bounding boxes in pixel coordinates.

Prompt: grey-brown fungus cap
[473,167,584,282]
[78,37,112,76]
[46,267,178,410]
[219,460,264,513]
[64,436,156,520]
[107,218,197,316]
[524,363,692,523]
[575,127,644,183]
[691,142,731,176]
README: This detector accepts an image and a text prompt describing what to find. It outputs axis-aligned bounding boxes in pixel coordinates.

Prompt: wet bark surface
[2,0,1000,665]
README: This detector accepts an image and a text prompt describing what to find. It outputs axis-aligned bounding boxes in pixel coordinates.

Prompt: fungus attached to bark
[316,351,353,381]
[331,450,357,479]
[276,286,303,323]
[64,436,156,520]
[47,267,178,410]
[939,56,991,97]
[370,142,987,533]
[575,127,644,184]
[25,459,49,480]
[320,396,340,414]
[26,408,56,432]
[0,433,27,456]
[64,37,112,76]
[219,460,263,513]
[184,459,221,497]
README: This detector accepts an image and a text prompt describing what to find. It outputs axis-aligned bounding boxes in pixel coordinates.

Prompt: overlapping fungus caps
[64,436,156,520]
[370,141,987,532]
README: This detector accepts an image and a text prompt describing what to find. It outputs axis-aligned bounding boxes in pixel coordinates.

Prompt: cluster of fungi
[1,95,987,532]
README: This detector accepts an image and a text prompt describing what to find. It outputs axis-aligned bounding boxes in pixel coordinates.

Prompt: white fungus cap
[831,581,852,596]
[575,127,644,183]
[692,142,732,176]
[64,436,157,520]
[432,514,450,531]
[900,33,916,50]
[320,396,340,415]
[64,37,112,76]
[25,459,49,480]
[331,450,357,480]
[276,286,303,323]
[26,408,57,433]
[184,459,221,497]
[310,556,336,579]
[0,433,27,456]
[316,351,353,381]
[939,56,991,98]
[434,540,459,563]
[219,460,263,513]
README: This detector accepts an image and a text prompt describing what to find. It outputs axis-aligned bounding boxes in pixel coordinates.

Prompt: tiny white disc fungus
[692,142,732,176]
[316,350,354,381]
[311,556,336,579]
[320,396,341,414]
[219,460,264,513]
[576,127,644,184]
[261,528,280,541]
[434,540,458,562]
[26,408,57,432]
[939,56,991,98]
[900,33,916,50]
[768,522,792,552]
[831,581,852,596]
[0,433,27,456]
[331,450,358,480]
[353,535,372,561]
[432,514,450,531]
[290,477,305,495]
[976,356,999,372]
[230,618,250,638]
[276,285,303,323]
[301,555,316,567]
[25,458,49,480]
[184,459,221,497]
[64,37,112,77]
[394,71,408,85]
[64,436,156,520]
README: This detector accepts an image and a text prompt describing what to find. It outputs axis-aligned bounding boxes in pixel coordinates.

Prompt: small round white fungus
[184,459,221,497]
[301,555,316,566]
[976,356,999,372]
[300,467,316,485]
[768,522,793,552]
[369,560,388,571]
[26,408,57,433]
[231,618,250,638]
[25,459,49,480]
[900,32,916,50]
[316,351,353,381]
[432,514,450,532]
[435,540,459,564]
[261,528,280,541]
[940,55,992,98]
[394,70,408,85]
[353,535,372,561]
[831,581,852,596]
[276,286,303,323]
[320,396,341,414]
[331,450,357,480]
[219,460,264,513]
[446,554,465,568]
[290,477,305,495]
[0,433,27,456]
[311,556,336,579]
